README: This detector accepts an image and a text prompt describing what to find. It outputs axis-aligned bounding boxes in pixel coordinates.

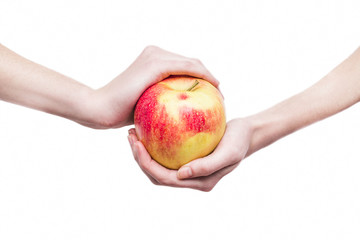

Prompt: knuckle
[143,45,159,55]
[201,184,214,192]
[141,51,162,70]
[191,58,202,65]
[151,180,160,186]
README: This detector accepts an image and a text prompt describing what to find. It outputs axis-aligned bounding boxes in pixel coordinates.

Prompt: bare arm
[0,44,218,129]
[247,47,360,155]
[0,44,95,127]
[128,46,360,191]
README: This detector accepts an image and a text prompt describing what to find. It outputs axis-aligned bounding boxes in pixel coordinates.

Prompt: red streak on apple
[135,84,168,136]
[180,107,215,133]
[135,86,217,141]
[135,84,180,156]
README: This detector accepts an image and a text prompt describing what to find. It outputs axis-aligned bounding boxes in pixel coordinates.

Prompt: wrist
[82,85,133,129]
[75,88,116,129]
[244,109,286,156]
[66,86,107,129]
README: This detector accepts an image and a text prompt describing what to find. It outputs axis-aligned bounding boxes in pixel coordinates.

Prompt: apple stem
[186,80,200,91]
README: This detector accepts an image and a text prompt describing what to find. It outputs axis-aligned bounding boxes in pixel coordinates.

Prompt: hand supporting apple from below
[134,76,226,169]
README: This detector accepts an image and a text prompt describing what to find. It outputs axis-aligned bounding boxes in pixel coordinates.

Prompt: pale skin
[128,46,360,192]
[3,43,360,192]
[0,44,219,129]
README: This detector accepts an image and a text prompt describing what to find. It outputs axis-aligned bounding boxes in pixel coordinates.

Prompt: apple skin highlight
[134,76,226,169]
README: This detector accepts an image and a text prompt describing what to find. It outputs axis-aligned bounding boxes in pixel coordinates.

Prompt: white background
[1,0,360,239]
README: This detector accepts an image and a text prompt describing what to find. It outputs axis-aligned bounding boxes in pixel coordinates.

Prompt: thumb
[177,150,230,179]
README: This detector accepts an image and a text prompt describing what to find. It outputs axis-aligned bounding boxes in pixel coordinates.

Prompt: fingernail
[178,166,192,179]
[128,128,136,135]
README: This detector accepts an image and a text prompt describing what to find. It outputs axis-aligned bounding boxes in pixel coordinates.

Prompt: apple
[134,76,226,169]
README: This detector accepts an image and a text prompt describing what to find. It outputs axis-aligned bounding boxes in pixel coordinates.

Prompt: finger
[134,141,223,191]
[127,134,139,162]
[134,141,177,185]
[134,145,160,186]
[193,162,239,191]
[142,46,219,87]
[177,151,228,179]
[161,59,219,88]
[128,128,136,135]
[218,85,225,100]
[180,162,239,192]
[211,162,239,182]
[127,133,159,185]
[129,127,226,191]
[185,59,219,88]
[177,136,242,180]
[154,50,219,87]
[178,119,251,180]
[127,129,167,185]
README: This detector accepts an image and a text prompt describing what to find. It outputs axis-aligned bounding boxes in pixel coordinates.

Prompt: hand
[91,46,218,128]
[127,118,252,191]
[0,44,217,129]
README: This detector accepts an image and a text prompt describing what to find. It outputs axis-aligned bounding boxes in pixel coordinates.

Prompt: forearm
[246,47,360,156]
[0,44,101,127]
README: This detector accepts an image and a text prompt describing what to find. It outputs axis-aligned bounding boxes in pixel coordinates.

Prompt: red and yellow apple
[134,76,226,169]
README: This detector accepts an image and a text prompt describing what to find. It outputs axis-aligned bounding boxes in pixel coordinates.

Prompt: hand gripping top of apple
[134,76,226,170]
